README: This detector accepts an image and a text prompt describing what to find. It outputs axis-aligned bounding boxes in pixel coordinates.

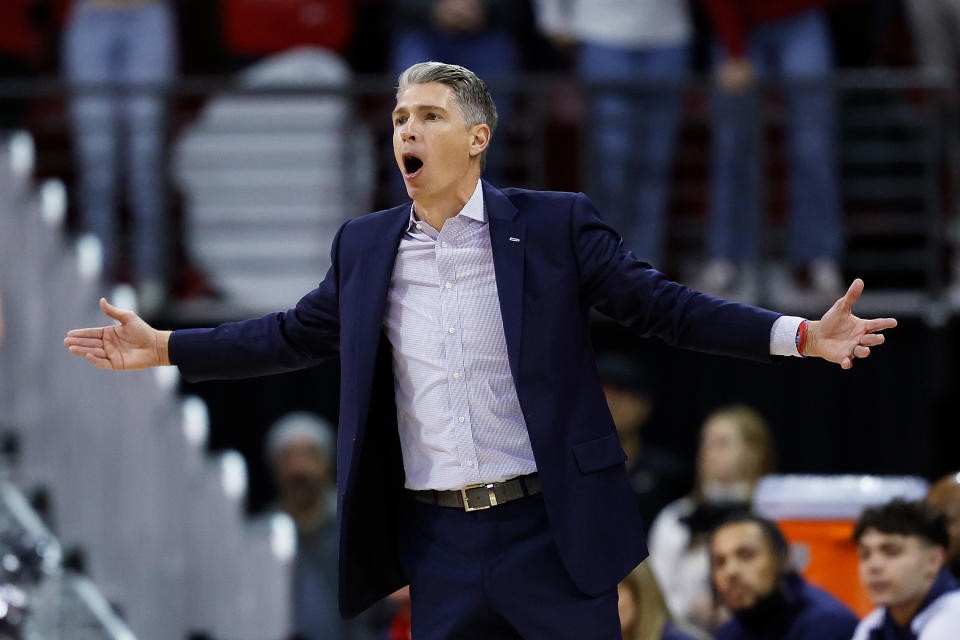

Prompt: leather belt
[412,473,542,512]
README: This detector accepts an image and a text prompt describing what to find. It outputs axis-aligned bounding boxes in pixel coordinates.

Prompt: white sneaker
[809,258,844,299]
[137,279,167,317]
[697,259,738,297]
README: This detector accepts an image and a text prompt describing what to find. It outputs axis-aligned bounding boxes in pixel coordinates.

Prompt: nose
[398,120,416,142]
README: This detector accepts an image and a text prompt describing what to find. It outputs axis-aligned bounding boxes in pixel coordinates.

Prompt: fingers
[65,328,105,339]
[864,317,897,332]
[64,337,103,349]
[838,278,865,312]
[100,297,133,323]
[841,356,852,370]
[858,333,885,347]
[68,345,107,360]
[84,353,114,369]
[853,345,871,359]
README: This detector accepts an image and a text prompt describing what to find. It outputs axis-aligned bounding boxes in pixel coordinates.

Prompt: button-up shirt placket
[434,217,483,485]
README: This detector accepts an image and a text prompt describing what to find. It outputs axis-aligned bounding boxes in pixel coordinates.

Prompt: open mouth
[402,154,424,178]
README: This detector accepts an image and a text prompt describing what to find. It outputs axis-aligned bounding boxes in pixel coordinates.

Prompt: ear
[468,123,491,160]
[926,545,946,577]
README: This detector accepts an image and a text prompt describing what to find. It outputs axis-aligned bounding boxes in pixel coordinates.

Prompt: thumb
[838,278,864,312]
[100,297,132,323]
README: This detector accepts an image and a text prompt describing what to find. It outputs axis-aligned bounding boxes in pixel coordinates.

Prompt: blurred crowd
[0,0,952,315]
[260,355,960,640]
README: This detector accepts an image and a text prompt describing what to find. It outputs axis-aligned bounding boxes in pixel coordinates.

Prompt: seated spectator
[926,472,960,577]
[266,412,375,640]
[62,0,178,313]
[618,561,706,640]
[536,0,691,266]
[698,0,842,304]
[852,499,960,639]
[710,513,858,640]
[649,404,776,631]
[597,353,691,531]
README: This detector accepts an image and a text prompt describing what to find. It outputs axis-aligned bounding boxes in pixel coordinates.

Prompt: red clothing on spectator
[220,0,353,57]
[388,603,411,640]
[702,0,834,56]
[0,1,42,59]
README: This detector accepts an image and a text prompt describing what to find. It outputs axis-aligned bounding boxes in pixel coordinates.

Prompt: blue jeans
[580,42,690,267]
[390,29,517,190]
[710,10,841,265]
[63,1,177,283]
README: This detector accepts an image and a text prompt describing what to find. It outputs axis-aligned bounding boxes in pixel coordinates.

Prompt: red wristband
[796,320,808,357]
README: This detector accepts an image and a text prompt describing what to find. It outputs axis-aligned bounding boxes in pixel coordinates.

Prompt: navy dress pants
[396,492,621,639]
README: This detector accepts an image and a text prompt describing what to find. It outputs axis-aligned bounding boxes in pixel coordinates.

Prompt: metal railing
[1,68,955,320]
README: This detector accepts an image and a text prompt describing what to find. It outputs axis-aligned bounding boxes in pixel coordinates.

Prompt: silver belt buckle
[460,482,499,512]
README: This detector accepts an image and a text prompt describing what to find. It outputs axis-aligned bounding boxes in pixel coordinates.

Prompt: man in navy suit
[65,62,897,639]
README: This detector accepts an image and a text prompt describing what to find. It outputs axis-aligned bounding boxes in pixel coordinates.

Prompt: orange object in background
[778,519,873,617]
[754,475,931,619]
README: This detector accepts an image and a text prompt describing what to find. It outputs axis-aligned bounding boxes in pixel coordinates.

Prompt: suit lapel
[483,181,525,381]
[352,205,408,387]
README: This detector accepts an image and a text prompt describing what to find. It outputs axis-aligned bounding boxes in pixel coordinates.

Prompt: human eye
[393,116,406,126]
[425,112,439,121]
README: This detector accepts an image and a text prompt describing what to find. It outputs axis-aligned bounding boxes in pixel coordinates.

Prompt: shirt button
[416,223,422,230]
[445,282,452,289]
[448,327,456,334]
[453,372,461,379]
[459,416,465,423]
[466,460,474,467]
[442,241,448,248]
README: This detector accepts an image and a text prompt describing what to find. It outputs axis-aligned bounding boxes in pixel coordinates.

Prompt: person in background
[535,0,691,267]
[0,1,57,127]
[218,0,353,69]
[710,513,858,640]
[852,499,960,640]
[698,0,842,304]
[926,472,960,577]
[597,353,691,531]
[649,405,776,631]
[905,0,960,77]
[266,412,375,640]
[618,561,706,640]
[62,0,178,314]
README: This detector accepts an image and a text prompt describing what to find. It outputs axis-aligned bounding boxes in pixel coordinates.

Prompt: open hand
[806,279,897,369]
[64,298,170,370]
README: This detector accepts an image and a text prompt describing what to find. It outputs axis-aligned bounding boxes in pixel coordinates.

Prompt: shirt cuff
[769,315,806,357]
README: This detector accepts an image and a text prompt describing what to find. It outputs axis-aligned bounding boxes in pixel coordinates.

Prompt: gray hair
[265,412,335,466]
[396,62,498,169]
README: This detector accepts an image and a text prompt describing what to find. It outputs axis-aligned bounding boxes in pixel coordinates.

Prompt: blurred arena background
[0,0,959,639]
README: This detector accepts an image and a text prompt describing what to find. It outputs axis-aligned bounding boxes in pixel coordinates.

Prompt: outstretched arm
[806,278,897,369]
[64,298,171,370]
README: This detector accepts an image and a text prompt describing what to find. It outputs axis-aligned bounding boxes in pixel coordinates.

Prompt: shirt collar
[406,180,485,231]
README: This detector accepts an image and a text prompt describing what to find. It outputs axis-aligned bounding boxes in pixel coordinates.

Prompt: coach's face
[393,82,489,203]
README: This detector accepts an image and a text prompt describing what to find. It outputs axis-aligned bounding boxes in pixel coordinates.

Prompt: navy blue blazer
[170,182,780,618]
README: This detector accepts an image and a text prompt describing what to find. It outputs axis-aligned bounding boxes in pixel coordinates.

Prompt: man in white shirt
[65,62,898,638]
[853,499,960,640]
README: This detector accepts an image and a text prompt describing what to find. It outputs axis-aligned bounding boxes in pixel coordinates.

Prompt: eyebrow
[392,104,449,118]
